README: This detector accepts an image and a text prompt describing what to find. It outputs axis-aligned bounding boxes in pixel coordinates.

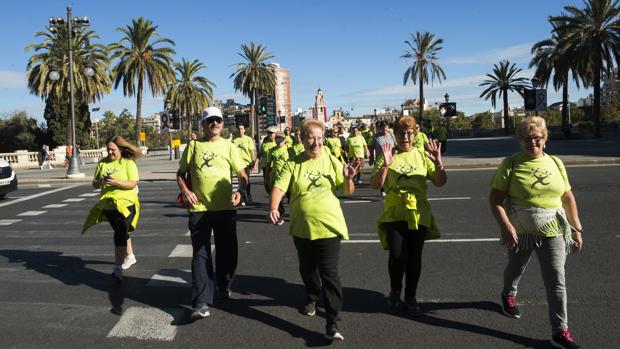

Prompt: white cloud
[443,43,534,65]
[0,71,27,89]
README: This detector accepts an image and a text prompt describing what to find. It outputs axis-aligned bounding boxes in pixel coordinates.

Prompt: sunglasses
[205,117,223,124]
[521,136,544,143]
[398,131,415,137]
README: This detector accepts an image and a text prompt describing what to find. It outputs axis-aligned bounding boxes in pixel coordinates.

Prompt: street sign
[160,112,170,133]
[140,132,146,141]
[440,103,457,117]
[524,89,547,111]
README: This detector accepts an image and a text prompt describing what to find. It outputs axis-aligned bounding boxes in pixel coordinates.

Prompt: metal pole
[66,6,84,178]
[95,120,99,149]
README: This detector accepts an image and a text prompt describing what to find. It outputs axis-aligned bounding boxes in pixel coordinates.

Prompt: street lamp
[48,6,90,178]
[444,93,450,103]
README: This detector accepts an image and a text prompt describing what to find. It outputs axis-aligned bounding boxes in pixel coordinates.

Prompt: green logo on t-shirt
[305,169,333,192]
[199,151,219,169]
[530,168,552,189]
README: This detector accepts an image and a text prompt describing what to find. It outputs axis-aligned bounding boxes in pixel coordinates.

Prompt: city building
[142,113,162,134]
[311,88,327,122]
[602,70,620,106]
[273,64,292,128]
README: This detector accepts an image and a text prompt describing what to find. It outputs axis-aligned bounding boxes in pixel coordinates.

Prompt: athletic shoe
[301,301,316,316]
[121,254,137,270]
[357,179,362,184]
[501,293,521,318]
[551,329,580,349]
[277,218,285,226]
[241,202,246,206]
[387,291,401,313]
[325,324,344,341]
[405,297,421,317]
[190,304,210,320]
[111,267,123,282]
[218,289,232,301]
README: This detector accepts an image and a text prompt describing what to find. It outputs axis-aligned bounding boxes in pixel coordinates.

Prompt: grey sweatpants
[502,235,568,333]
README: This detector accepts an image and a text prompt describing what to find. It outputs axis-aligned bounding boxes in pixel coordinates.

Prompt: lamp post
[444,93,450,138]
[48,6,91,178]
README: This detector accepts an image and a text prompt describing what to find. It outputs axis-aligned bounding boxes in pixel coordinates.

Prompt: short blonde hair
[516,116,548,140]
[301,119,325,140]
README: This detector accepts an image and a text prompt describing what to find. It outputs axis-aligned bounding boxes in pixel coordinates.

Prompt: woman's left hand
[425,139,443,165]
[231,191,242,207]
[572,231,584,253]
[103,176,118,187]
[344,158,361,179]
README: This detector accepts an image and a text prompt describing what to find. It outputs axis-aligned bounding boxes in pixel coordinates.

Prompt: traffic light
[171,110,180,130]
[259,98,267,114]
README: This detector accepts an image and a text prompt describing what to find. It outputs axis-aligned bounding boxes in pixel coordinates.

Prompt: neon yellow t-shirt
[231,135,255,167]
[273,153,349,240]
[490,152,571,209]
[347,135,367,158]
[284,135,293,147]
[326,137,343,159]
[372,149,440,247]
[293,143,305,155]
[413,132,429,152]
[269,146,294,185]
[94,157,140,209]
[179,139,245,212]
[260,140,277,168]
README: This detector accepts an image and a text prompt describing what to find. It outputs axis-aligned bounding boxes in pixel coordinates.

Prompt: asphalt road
[0,165,618,348]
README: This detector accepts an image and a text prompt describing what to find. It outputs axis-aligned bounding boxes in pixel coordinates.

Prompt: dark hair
[106,136,142,160]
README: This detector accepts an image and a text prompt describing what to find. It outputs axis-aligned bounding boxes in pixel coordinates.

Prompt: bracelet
[573,227,583,234]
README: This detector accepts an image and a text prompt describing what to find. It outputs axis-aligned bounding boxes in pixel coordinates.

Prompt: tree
[471,112,495,130]
[166,58,215,140]
[230,42,276,142]
[0,111,44,152]
[479,60,530,135]
[25,25,111,144]
[401,31,446,129]
[530,17,588,135]
[553,0,620,137]
[43,96,91,148]
[109,17,176,145]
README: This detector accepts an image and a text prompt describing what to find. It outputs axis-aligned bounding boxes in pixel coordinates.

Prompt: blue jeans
[503,236,568,333]
[189,210,237,307]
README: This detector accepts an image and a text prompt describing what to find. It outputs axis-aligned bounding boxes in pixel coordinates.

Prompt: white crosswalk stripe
[17,211,46,216]
[43,204,68,208]
[107,306,183,341]
[0,219,21,225]
[62,198,85,202]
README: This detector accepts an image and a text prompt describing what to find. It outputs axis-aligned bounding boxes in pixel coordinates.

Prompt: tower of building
[313,88,327,122]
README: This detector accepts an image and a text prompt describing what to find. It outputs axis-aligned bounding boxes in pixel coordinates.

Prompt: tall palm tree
[401,31,446,128]
[230,42,276,142]
[109,17,176,145]
[26,26,111,144]
[530,18,588,135]
[166,58,215,140]
[479,60,530,135]
[552,0,620,138]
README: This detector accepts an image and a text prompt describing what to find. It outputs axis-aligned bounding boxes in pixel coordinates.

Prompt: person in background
[326,126,345,163]
[232,124,257,205]
[370,116,446,317]
[489,116,583,349]
[191,132,198,141]
[177,107,248,321]
[267,132,291,225]
[435,123,448,155]
[345,126,369,184]
[269,119,360,341]
[258,127,278,194]
[284,127,294,147]
[369,120,396,196]
[82,136,142,281]
[64,143,72,167]
[413,123,429,153]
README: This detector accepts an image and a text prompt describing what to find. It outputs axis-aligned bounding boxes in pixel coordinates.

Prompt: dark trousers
[293,236,342,326]
[189,210,238,307]
[440,140,447,155]
[240,167,253,203]
[384,221,426,299]
[103,205,136,247]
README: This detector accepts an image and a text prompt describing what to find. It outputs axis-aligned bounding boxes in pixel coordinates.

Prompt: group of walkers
[79,106,584,348]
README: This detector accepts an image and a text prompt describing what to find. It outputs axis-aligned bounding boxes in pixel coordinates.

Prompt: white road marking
[0,219,21,225]
[79,193,99,197]
[37,184,51,188]
[107,306,183,341]
[343,200,372,203]
[184,230,190,236]
[43,204,68,208]
[62,198,85,202]
[146,269,190,287]
[168,244,192,257]
[343,238,500,244]
[17,211,46,216]
[0,185,81,208]
[429,196,471,201]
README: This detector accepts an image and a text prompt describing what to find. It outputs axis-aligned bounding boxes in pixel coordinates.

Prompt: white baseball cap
[202,107,223,122]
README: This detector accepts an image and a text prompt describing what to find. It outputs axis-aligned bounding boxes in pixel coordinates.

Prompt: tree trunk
[136,77,143,146]
[593,46,602,138]
[561,76,569,135]
[418,76,424,128]
[503,88,510,136]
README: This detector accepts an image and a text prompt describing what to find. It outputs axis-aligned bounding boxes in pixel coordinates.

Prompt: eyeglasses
[521,136,544,143]
[204,117,223,124]
[398,131,415,138]
[305,137,324,143]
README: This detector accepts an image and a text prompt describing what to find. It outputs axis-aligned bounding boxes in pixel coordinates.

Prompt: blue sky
[0,0,592,122]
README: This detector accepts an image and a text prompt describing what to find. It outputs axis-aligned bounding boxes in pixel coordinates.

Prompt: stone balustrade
[0,147,105,169]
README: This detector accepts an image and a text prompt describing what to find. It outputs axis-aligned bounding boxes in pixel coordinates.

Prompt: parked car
[0,159,18,199]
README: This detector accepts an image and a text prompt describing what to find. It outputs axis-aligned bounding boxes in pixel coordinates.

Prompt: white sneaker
[277,218,285,226]
[121,254,137,270]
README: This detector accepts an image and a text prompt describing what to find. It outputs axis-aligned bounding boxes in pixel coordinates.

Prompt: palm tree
[109,17,176,145]
[401,31,446,128]
[552,0,620,138]
[166,58,215,140]
[530,18,588,135]
[479,60,530,135]
[230,42,276,142]
[26,26,111,144]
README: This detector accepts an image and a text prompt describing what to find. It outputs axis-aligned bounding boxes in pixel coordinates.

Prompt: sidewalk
[15,136,620,184]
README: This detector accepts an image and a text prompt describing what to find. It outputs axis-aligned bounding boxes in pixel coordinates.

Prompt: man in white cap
[177,106,249,321]
[258,126,278,194]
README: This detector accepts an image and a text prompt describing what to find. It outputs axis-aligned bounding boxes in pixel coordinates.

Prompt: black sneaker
[405,297,421,317]
[501,293,521,318]
[551,329,580,349]
[387,291,401,313]
[301,301,316,316]
[325,324,344,341]
[190,304,210,321]
[218,289,232,301]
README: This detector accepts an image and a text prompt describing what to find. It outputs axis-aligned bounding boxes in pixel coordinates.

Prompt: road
[0,165,618,348]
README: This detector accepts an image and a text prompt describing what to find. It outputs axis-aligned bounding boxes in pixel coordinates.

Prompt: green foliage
[96,109,168,149]
[450,114,472,130]
[43,96,91,148]
[471,112,495,130]
[0,111,45,152]
[603,99,620,122]
[538,109,561,126]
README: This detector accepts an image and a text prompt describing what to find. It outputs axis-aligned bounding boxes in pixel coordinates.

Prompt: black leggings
[384,221,426,299]
[103,205,136,247]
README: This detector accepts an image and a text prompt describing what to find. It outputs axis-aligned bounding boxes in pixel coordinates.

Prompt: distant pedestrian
[177,107,248,321]
[232,124,257,205]
[258,127,278,194]
[269,119,360,341]
[489,116,583,349]
[369,120,396,196]
[39,144,53,169]
[435,124,448,155]
[64,143,72,167]
[345,126,369,183]
[413,124,429,153]
[370,115,446,316]
[82,136,142,282]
